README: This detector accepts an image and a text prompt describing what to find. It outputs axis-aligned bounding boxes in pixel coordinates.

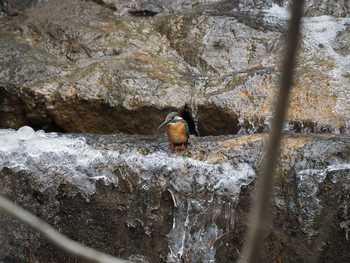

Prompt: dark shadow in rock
[180,104,199,136]
[129,10,158,17]
[197,104,240,136]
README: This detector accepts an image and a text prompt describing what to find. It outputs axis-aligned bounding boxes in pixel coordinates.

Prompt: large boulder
[0,0,349,134]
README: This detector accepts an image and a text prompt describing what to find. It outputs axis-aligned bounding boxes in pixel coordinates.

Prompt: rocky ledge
[1,1,350,262]
[1,127,349,262]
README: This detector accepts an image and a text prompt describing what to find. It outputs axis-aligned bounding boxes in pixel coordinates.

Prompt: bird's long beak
[157,119,170,129]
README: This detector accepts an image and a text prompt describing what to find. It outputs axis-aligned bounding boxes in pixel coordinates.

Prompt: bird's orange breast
[166,121,188,144]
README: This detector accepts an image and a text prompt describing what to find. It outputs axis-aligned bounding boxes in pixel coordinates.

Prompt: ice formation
[0,126,256,262]
[296,164,350,238]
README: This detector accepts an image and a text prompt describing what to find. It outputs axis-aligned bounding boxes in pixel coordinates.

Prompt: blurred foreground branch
[240,0,305,262]
[0,195,129,263]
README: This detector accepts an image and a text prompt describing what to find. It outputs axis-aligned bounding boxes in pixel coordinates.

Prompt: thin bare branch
[0,195,130,263]
[239,1,305,262]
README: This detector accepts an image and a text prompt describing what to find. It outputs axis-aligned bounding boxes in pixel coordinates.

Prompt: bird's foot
[170,143,187,153]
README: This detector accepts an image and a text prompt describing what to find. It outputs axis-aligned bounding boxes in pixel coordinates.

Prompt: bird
[157,111,190,151]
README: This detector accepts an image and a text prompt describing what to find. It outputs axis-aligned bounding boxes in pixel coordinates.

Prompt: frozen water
[0,127,256,262]
[296,163,350,237]
[0,126,117,199]
[104,149,256,262]
[17,126,36,140]
[326,163,350,185]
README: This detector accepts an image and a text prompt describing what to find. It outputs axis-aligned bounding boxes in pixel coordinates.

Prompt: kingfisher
[158,111,190,151]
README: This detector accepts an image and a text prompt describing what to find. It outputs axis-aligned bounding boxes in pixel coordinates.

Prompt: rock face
[0,0,350,135]
[1,127,350,262]
[1,1,350,262]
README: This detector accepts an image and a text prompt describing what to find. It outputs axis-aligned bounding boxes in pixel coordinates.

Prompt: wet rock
[332,26,350,57]
[0,0,31,16]
[0,0,194,133]
[104,0,350,18]
[0,127,350,262]
[0,0,350,135]
[301,0,350,17]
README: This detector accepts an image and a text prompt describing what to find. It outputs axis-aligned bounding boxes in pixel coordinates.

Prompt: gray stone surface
[1,2,350,262]
[0,0,350,135]
[1,127,350,262]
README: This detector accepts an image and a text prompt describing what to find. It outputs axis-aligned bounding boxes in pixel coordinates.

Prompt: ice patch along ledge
[0,126,256,262]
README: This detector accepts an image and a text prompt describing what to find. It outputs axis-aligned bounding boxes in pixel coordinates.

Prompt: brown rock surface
[0,0,350,134]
